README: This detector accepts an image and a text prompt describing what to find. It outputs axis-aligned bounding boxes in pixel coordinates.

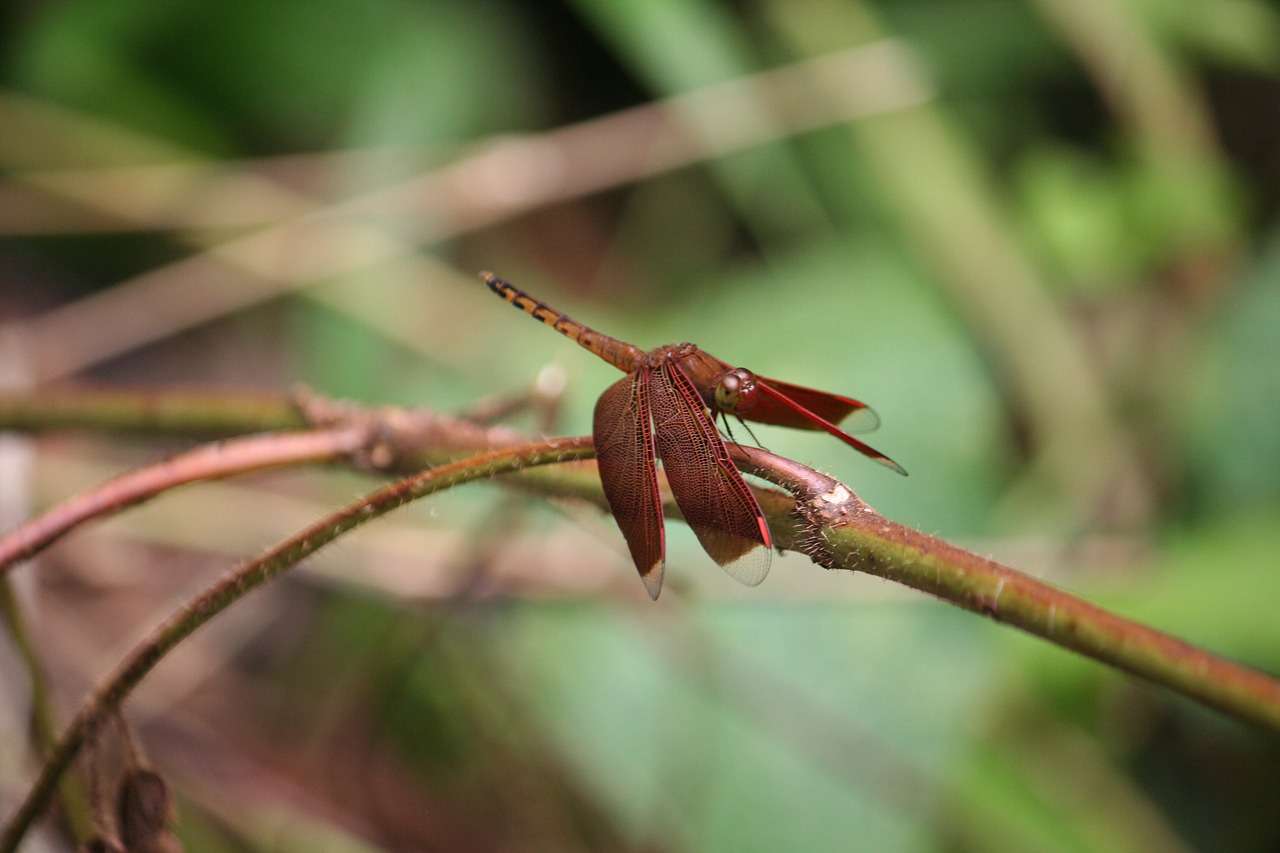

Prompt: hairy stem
[733,445,1280,733]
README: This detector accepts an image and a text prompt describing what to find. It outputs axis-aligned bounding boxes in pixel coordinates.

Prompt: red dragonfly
[483,272,905,599]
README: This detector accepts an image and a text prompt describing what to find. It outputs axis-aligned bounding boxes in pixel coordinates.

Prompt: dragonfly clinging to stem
[483,271,904,598]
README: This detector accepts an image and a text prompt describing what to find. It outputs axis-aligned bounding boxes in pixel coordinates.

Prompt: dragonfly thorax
[641,342,698,367]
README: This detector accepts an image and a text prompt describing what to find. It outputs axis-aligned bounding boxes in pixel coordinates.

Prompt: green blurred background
[2,0,1280,850]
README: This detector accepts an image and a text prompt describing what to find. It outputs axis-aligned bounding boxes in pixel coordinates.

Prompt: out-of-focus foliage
[2,0,1279,850]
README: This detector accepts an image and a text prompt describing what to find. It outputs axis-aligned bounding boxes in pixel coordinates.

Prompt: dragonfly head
[714,367,760,415]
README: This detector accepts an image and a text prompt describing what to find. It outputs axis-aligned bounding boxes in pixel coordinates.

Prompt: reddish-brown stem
[0,427,371,574]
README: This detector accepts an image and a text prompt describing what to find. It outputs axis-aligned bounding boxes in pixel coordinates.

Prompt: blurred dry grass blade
[0,41,932,383]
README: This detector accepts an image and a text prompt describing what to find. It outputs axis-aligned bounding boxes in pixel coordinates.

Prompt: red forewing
[744,376,881,434]
[593,372,666,599]
[756,381,907,476]
[649,358,771,587]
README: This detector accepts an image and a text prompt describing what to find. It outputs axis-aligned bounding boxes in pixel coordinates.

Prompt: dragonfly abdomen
[482,272,643,372]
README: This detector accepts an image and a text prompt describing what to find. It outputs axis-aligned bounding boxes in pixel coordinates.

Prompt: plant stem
[5,435,1279,850]
[0,437,594,853]
[0,427,370,574]
[0,578,93,843]
[733,446,1280,734]
[0,387,304,435]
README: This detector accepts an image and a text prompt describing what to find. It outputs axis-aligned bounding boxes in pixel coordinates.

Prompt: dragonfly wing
[756,382,906,476]
[650,359,771,587]
[593,371,666,599]
[747,376,881,433]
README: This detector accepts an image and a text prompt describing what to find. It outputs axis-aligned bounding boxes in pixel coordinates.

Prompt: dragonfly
[482,272,905,599]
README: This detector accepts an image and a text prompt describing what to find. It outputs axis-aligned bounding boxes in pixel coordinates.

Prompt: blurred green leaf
[1193,233,1280,511]
[11,0,541,154]
[1138,0,1280,71]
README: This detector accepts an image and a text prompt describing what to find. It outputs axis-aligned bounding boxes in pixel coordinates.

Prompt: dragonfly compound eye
[714,368,759,413]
